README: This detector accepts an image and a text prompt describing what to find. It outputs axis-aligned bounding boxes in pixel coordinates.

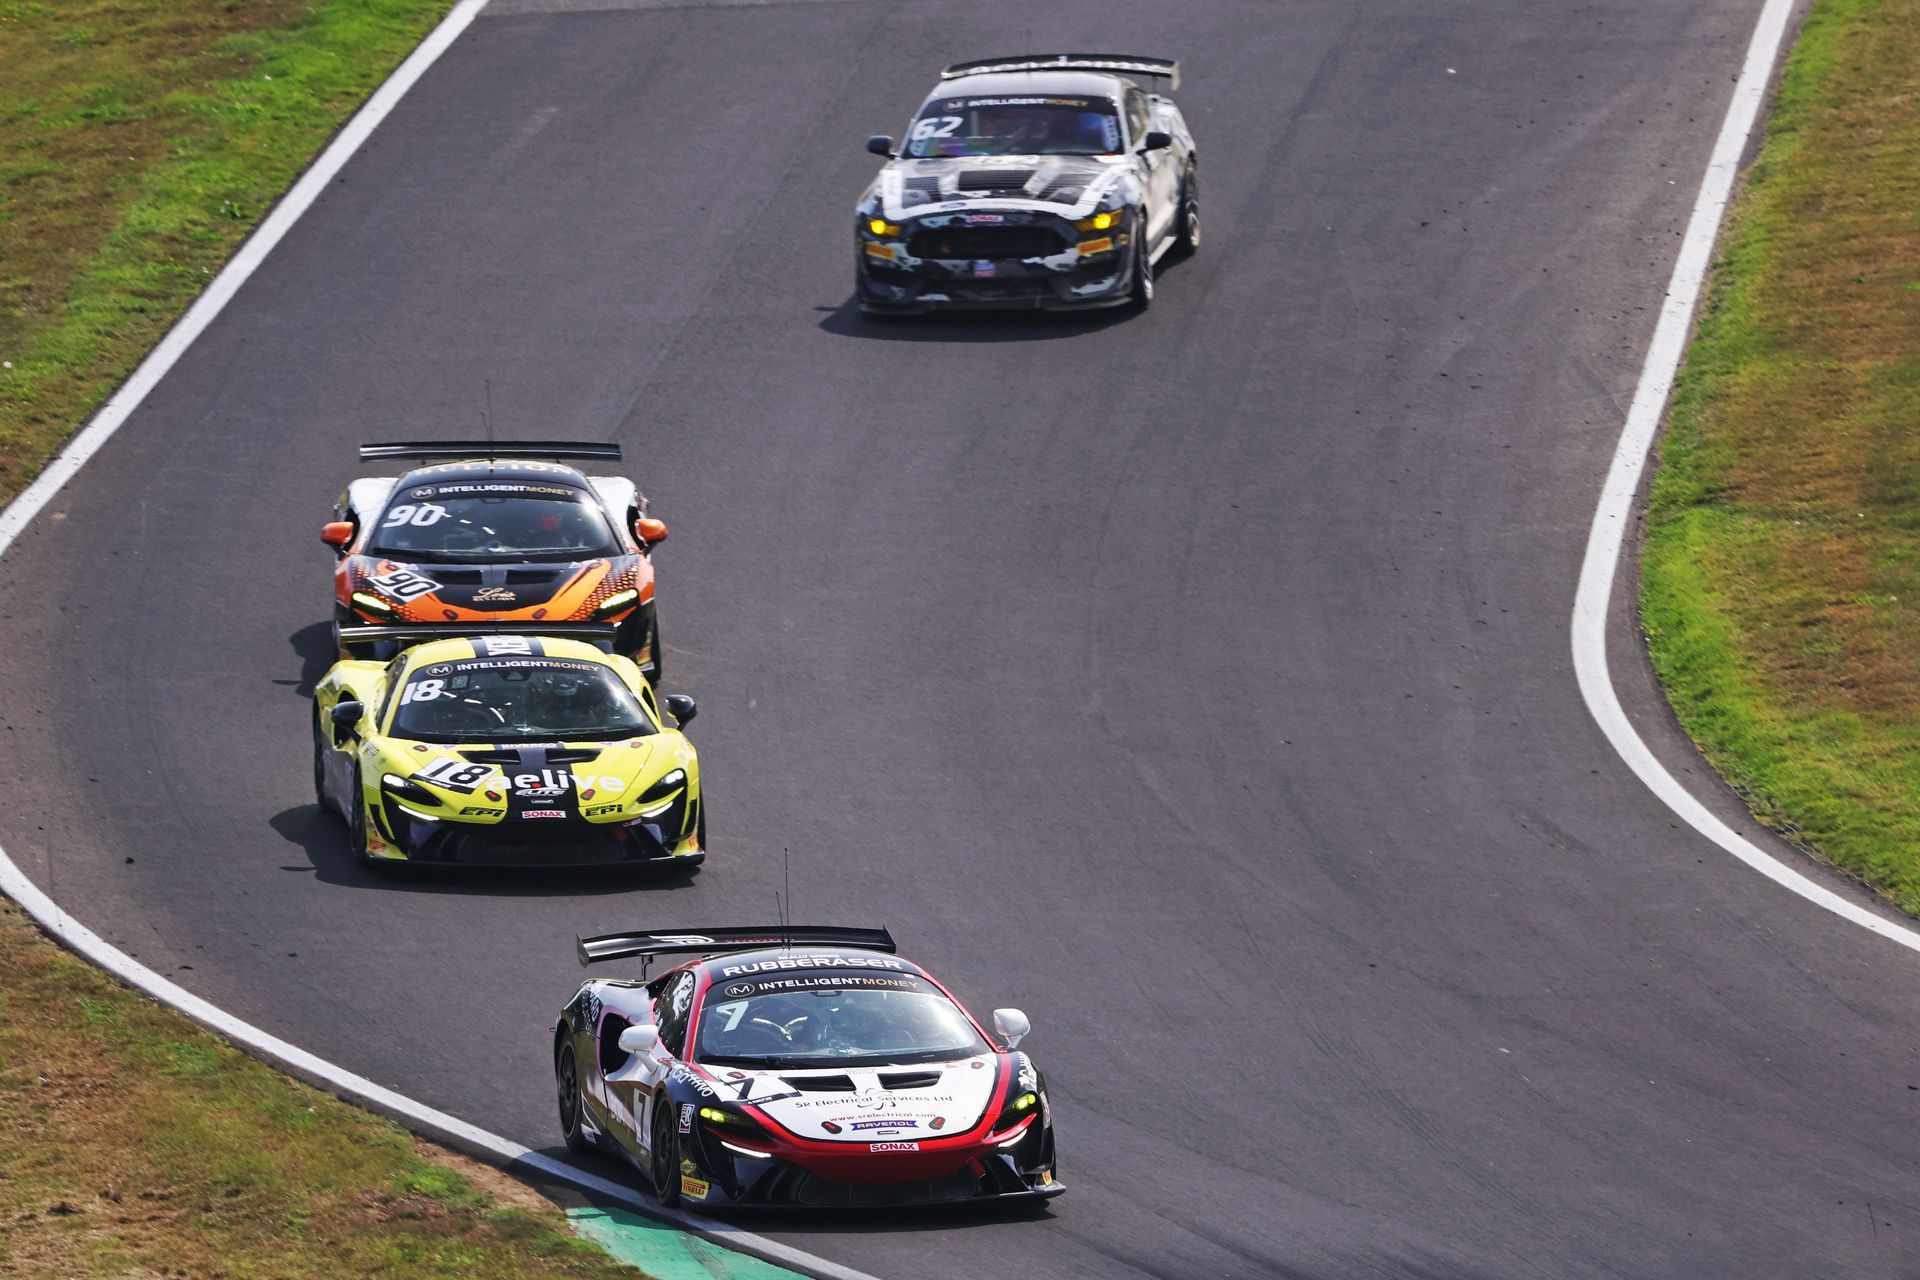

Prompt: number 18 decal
[413,757,495,793]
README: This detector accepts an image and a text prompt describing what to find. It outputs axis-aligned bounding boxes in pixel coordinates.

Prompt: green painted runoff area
[568,1208,810,1280]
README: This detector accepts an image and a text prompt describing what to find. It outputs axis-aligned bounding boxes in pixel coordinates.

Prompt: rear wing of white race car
[940,54,1180,92]
[577,926,898,968]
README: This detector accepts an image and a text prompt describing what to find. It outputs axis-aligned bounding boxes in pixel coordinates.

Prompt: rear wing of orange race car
[335,621,620,652]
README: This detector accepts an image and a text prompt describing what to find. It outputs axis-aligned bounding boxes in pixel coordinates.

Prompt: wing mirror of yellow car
[320,521,354,550]
[634,516,668,547]
[662,693,697,728]
[329,701,365,739]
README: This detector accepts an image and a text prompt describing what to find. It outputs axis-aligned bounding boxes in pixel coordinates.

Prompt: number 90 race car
[312,632,703,868]
[553,927,1062,1209]
[854,54,1198,313]
[320,441,670,682]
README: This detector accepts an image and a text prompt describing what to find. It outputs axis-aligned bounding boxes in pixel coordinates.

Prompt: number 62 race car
[854,54,1198,313]
[553,927,1062,1209]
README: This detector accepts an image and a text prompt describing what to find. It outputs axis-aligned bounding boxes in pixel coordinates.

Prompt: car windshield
[390,658,652,743]
[905,95,1121,158]
[367,482,619,562]
[696,971,989,1068]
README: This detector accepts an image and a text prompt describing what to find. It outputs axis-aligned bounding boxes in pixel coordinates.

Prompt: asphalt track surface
[7,1,1920,1276]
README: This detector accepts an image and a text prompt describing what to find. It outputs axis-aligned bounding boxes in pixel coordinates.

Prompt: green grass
[1642,0,1920,909]
[0,900,645,1278]
[0,0,456,501]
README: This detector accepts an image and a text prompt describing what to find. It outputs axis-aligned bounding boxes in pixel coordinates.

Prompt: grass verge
[1641,0,1920,910]
[0,0,453,501]
[0,3,643,1275]
[0,901,642,1278]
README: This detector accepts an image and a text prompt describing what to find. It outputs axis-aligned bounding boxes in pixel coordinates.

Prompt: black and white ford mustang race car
[553,927,1062,1209]
[854,54,1198,312]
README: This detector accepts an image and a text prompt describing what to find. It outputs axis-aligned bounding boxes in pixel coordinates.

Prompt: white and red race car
[552,927,1062,1209]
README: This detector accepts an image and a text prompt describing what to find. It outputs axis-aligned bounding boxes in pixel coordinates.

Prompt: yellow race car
[312,633,702,868]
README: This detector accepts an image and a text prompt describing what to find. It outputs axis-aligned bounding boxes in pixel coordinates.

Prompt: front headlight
[1074,209,1124,233]
[634,768,687,817]
[594,588,639,618]
[381,773,441,806]
[351,590,395,615]
[866,217,903,237]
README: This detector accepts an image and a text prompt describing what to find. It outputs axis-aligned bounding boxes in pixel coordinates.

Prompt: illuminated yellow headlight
[1074,210,1120,232]
[350,591,394,615]
[594,588,639,618]
[867,218,903,237]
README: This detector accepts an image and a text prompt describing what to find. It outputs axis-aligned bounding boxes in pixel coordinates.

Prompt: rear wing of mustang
[335,622,619,652]
[359,440,623,463]
[940,53,1180,92]
[577,926,898,968]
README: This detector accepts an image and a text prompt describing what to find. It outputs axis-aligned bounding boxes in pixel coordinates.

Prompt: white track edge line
[0,4,881,1276]
[1571,0,1920,954]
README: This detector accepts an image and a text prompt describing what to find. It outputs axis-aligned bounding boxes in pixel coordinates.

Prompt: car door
[633,969,696,1160]
[1127,86,1177,246]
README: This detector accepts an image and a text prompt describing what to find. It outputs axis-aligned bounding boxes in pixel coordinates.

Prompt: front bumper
[367,800,702,868]
[679,1114,1060,1210]
[855,214,1135,313]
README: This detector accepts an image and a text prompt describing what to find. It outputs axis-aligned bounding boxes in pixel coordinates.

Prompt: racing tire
[346,764,379,869]
[557,1042,595,1156]
[643,608,664,688]
[312,710,335,815]
[1128,230,1155,311]
[650,1099,682,1207]
[1174,169,1200,256]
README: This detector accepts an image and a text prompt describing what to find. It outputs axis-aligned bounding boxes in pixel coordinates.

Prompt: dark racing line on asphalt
[6,1,1920,1277]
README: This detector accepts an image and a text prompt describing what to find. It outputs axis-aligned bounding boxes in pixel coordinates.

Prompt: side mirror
[617,1024,660,1055]
[607,1023,666,1087]
[329,701,365,731]
[662,693,697,728]
[634,516,668,546]
[992,1008,1031,1049]
[320,521,354,550]
[1140,130,1173,153]
[866,134,895,158]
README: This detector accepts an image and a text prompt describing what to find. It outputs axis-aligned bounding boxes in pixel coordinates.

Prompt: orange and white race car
[321,441,669,680]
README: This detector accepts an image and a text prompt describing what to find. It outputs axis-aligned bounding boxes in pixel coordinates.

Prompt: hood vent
[782,1075,856,1092]
[957,169,1036,195]
[505,567,566,585]
[877,1071,941,1090]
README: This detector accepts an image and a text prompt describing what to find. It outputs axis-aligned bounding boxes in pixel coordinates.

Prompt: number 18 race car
[313,633,702,868]
[553,927,1062,1209]
[854,54,1198,313]
[321,441,670,682]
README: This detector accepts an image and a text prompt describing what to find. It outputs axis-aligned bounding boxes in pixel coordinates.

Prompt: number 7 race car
[320,441,671,682]
[553,927,1063,1209]
[854,54,1198,313]
[312,632,703,868]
